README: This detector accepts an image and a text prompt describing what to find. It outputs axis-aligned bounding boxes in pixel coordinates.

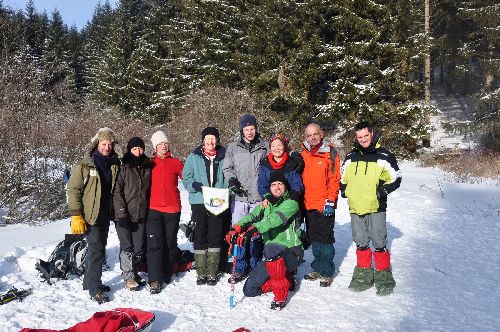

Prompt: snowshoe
[0,287,32,305]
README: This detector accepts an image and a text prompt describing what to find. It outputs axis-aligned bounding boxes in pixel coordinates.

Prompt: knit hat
[269,133,290,147]
[269,171,290,191]
[151,130,169,149]
[239,113,257,129]
[127,137,145,151]
[201,127,220,142]
[91,127,116,144]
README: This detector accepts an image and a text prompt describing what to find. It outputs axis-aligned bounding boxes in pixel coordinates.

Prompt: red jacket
[301,141,340,212]
[149,152,183,213]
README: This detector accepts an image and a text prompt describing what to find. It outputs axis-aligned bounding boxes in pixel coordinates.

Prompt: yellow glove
[71,215,87,234]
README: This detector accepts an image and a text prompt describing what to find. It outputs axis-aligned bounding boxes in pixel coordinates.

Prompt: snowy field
[1,162,499,331]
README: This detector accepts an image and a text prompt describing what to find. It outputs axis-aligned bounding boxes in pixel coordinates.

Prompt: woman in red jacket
[147,130,183,294]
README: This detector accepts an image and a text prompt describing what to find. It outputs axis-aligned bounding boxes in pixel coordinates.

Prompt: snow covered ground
[1,161,499,331]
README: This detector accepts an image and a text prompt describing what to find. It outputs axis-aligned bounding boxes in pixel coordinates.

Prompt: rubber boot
[374,249,395,296]
[195,250,207,285]
[348,248,374,292]
[206,248,220,286]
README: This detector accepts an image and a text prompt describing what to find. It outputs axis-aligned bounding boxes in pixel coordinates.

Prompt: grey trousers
[350,212,387,249]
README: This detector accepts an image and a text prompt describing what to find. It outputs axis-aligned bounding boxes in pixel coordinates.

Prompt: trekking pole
[229,244,238,308]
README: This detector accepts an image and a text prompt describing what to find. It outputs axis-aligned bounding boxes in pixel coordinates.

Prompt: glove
[289,151,305,174]
[341,190,346,198]
[232,224,248,234]
[225,230,237,244]
[71,215,87,234]
[323,199,335,217]
[228,178,248,197]
[236,226,259,247]
[377,186,389,199]
[192,181,203,192]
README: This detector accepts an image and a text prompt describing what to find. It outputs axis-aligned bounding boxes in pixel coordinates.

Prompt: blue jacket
[182,146,227,205]
[258,154,304,200]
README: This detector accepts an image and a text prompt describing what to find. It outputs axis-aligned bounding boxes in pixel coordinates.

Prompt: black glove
[228,178,248,197]
[377,186,389,199]
[289,151,305,174]
[192,181,203,192]
[341,190,346,198]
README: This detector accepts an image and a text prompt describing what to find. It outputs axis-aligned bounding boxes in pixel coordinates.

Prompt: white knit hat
[151,130,169,149]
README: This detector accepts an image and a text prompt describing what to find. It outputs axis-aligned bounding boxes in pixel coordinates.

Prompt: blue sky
[4,0,118,30]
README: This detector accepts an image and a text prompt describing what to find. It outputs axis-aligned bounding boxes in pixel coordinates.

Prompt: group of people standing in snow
[66,113,401,308]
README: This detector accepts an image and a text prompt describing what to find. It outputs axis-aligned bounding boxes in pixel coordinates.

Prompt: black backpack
[36,234,88,284]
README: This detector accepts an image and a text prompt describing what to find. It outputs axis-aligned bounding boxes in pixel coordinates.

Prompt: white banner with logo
[202,187,229,215]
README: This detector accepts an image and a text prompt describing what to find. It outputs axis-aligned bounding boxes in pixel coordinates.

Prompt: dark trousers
[192,204,228,250]
[146,209,180,283]
[243,244,300,297]
[83,220,110,295]
[306,210,335,277]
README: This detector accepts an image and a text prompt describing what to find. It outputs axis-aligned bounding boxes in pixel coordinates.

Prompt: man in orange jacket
[300,123,340,287]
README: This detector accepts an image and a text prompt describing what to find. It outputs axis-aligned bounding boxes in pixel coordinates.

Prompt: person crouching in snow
[228,172,303,310]
[113,137,151,291]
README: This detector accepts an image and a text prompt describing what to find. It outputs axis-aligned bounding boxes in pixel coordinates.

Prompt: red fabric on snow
[20,308,154,332]
[356,248,373,269]
[265,257,290,302]
[374,250,391,271]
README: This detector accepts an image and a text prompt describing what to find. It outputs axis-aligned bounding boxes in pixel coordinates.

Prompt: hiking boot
[207,276,218,286]
[374,269,396,296]
[99,284,111,292]
[270,300,286,310]
[124,278,139,291]
[196,276,207,285]
[90,291,109,304]
[149,281,161,294]
[134,275,147,286]
[348,267,374,292]
[304,271,321,281]
[320,276,333,287]
[227,270,249,284]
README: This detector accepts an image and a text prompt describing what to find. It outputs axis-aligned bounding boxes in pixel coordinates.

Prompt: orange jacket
[301,141,340,212]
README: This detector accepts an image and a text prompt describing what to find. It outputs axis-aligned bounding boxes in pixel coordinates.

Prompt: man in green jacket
[228,172,303,310]
[341,121,401,296]
[67,127,121,304]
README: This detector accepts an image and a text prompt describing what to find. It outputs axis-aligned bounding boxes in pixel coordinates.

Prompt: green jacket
[67,152,121,225]
[340,141,401,215]
[236,192,302,249]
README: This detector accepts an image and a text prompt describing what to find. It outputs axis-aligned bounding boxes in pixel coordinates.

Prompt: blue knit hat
[239,113,257,129]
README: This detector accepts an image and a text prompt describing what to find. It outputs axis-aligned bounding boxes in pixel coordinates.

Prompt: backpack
[36,234,88,284]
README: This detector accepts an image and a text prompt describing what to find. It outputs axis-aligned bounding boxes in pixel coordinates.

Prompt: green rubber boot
[348,267,374,292]
[374,269,396,296]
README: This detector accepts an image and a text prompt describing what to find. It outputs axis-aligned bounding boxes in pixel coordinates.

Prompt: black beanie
[201,127,220,142]
[127,137,145,151]
[269,172,290,191]
[239,113,257,129]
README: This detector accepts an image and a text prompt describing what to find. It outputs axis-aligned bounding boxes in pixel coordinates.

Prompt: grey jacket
[223,134,268,203]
